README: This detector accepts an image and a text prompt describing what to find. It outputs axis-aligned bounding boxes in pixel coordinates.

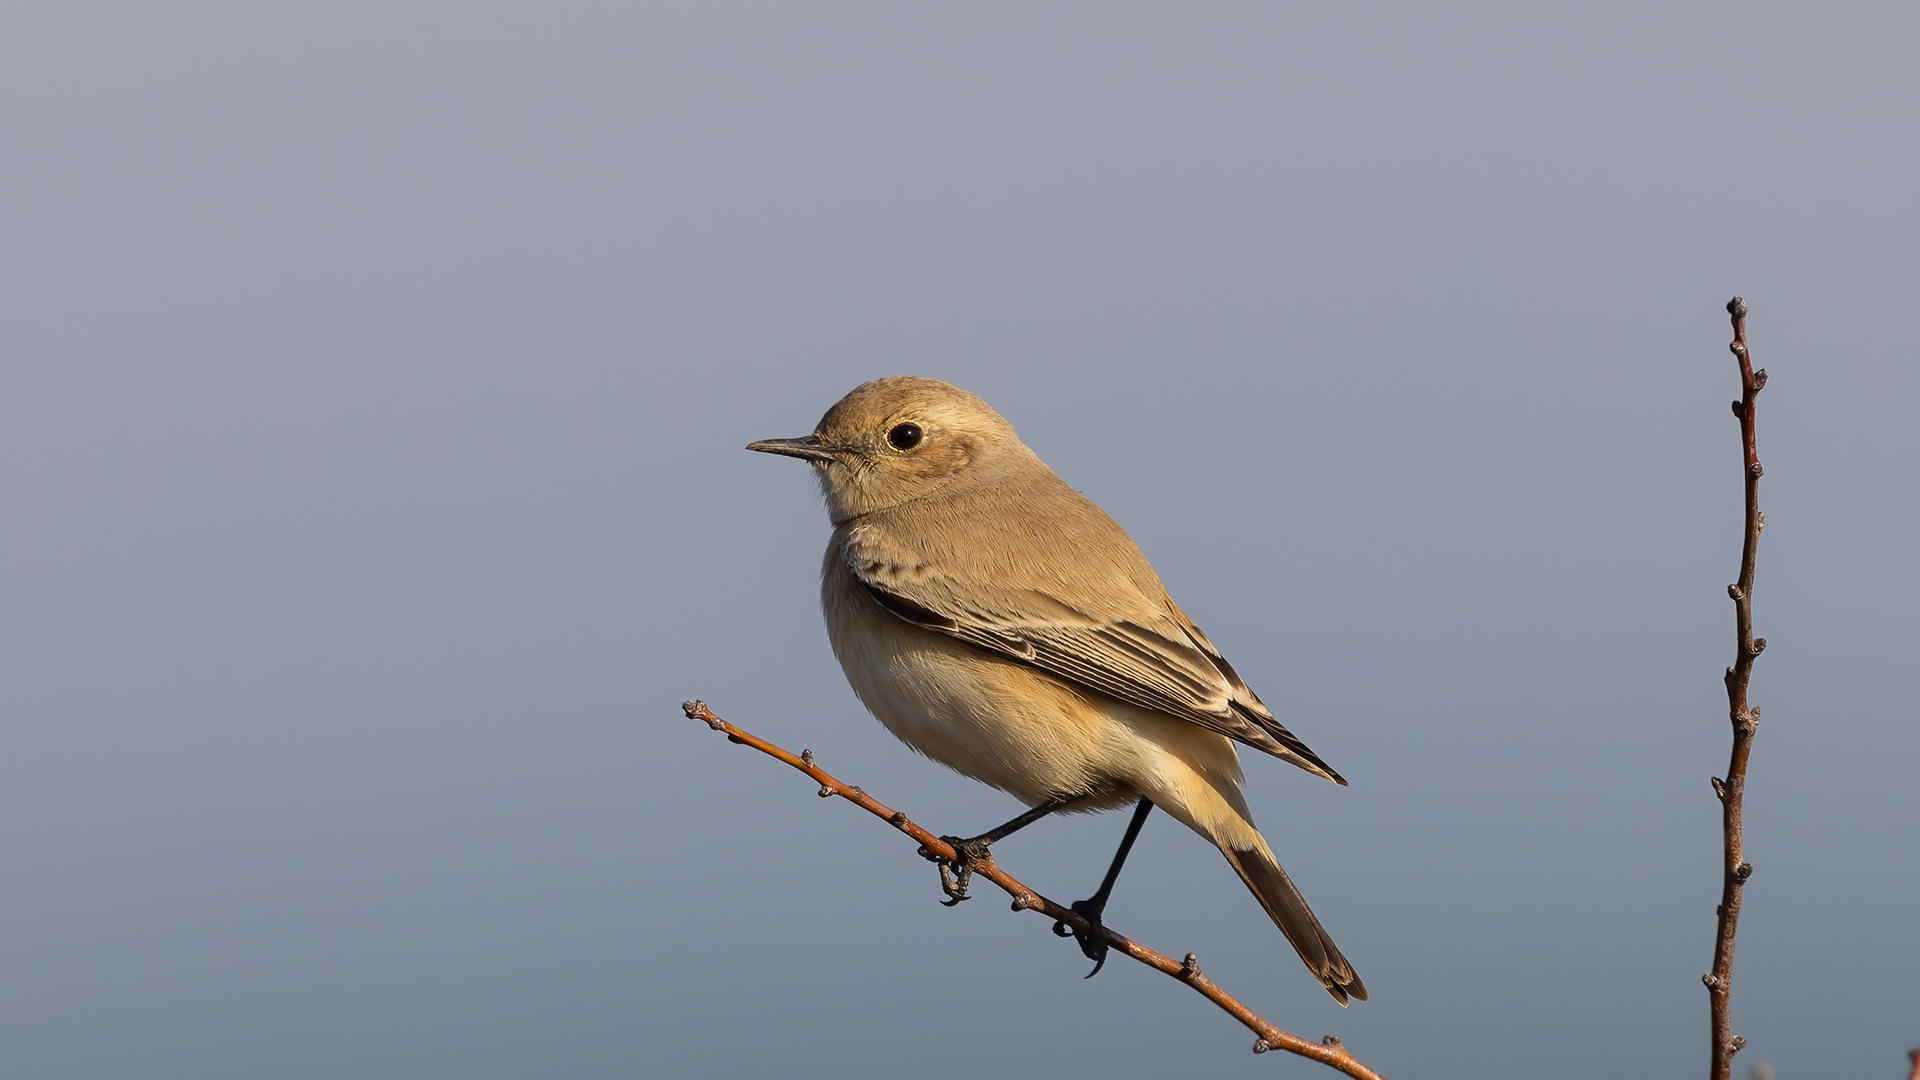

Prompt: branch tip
[681,700,728,731]
[1727,297,1746,318]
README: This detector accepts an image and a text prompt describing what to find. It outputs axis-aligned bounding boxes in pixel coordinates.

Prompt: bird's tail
[1219,843,1367,1006]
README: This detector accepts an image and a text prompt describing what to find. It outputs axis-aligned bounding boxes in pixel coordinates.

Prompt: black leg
[1053,797,1154,977]
[925,798,1072,906]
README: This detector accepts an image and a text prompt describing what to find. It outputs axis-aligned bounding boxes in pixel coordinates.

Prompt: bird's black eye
[887,422,924,450]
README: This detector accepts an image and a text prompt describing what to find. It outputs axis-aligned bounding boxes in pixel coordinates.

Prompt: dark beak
[746,435,837,463]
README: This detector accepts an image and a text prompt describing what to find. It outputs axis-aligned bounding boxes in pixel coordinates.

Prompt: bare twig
[1707,297,1767,1080]
[1906,1044,1919,1080]
[678,699,1387,1080]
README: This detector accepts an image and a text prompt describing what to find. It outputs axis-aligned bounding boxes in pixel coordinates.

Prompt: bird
[747,376,1365,1004]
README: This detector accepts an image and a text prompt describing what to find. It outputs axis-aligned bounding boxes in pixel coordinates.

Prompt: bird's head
[748,376,1032,523]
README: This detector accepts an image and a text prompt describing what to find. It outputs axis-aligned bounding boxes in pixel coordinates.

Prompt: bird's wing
[842,545,1345,785]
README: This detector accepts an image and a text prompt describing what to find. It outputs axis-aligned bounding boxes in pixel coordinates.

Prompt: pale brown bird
[748,376,1365,1004]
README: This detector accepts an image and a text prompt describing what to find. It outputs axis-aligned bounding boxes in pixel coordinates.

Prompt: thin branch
[1707,297,1767,1080]
[678,699,1387,1080]
[1907,1044,1919,1080]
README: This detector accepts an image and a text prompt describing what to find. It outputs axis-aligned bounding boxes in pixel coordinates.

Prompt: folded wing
[850,558,1345,785]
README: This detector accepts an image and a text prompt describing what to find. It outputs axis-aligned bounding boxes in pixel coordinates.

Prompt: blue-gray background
[3,3,1914,1078]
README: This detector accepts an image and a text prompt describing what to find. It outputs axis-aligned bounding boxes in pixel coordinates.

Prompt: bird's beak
[746,434,838,463]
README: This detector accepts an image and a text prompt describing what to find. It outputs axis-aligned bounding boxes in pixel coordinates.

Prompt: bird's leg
[921,798,1071,906]
[1053,797,1154,977]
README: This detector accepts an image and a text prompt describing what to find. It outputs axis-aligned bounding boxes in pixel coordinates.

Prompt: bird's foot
[920,835,994,906]
[1052,897,1111,977]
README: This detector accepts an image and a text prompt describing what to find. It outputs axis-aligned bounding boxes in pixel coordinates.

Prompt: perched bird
[748,376,1365,1004]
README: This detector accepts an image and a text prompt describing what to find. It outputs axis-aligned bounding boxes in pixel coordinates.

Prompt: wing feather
[851,570,1346,785]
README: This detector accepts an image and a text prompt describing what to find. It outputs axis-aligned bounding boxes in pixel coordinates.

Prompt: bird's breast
[820,544,1131,807]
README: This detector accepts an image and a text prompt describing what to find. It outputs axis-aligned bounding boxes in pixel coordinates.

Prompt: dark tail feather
[1220,845,1367,1006]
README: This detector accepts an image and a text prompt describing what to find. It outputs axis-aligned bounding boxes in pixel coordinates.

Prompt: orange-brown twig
[679,699,1386,1080]
[1706,298,1767,1080]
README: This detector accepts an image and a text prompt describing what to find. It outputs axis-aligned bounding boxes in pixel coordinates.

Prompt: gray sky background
[3,3,1915,1078]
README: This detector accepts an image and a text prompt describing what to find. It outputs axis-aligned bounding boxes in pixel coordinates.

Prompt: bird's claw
[935,861,972,906]
[1052,898,1110,977]
[925,836,993,906]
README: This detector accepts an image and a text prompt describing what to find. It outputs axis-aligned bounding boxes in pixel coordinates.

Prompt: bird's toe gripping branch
[922,836,993,906]
[1054,899,1111,977]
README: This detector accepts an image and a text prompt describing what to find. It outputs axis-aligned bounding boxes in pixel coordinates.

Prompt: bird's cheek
[820,463,877,520]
